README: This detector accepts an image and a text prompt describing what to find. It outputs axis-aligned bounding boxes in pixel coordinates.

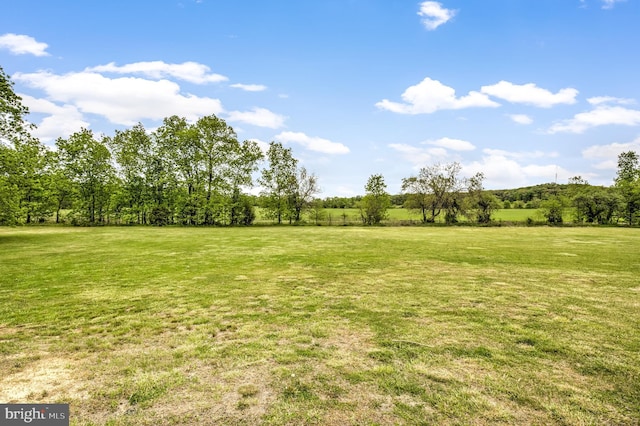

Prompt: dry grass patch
[0,355,88,403]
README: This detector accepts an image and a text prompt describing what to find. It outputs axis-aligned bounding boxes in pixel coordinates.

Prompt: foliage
[491,182,564,204]
[402,162,464,223]
[309,199,326,225]
[571,180,621,224]
[0,66,32,143]
[229,187,256,226]
[259,142,320,224]
[540,196,567,224]
[259,142,298,224]
[614,151,640,225]
[359,174,390,225]
[106,123,154,225]
[465,172,501,223]
[0,67,50,225]
[56,129,116,224]
[290,167,320,223]
[154,115,263,226]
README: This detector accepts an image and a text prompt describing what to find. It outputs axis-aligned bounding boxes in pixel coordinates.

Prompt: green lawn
[267,208,547,225]
[0,226,638,425]
[256,208,544,225]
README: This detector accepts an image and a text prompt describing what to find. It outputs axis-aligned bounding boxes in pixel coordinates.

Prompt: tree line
[318,172,640,226]
[2,65,640,226]
[1,66,326,226]
[0,116,320,226]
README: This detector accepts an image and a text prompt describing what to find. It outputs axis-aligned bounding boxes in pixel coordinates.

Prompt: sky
[1,0,640,196]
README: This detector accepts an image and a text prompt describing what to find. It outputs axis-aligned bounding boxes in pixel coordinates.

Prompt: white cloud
[227,107,286,129]
[587,96,635,105]
[390,144,567,187]
[602,0,625,9]
[388,143,451,167]
[483,148,558,160]
[230,83,267,92]
[275,131,350,154]
[14,70,224,126]
[86,61,228,84]
[417,1,457,30]
[463,150,570,188]
[376,77,499,114]
[548,105,640,134]
[582,137,640,170]
[19,94,88,142]
[508,114,533,125]
[480,81,578,107]
[424,137,475,151]
[0,33,49,56]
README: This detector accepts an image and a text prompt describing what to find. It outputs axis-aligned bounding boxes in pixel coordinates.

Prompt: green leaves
[0,66,32,143]
[56,129,115,224]
[259,142,298,224]
[359,174,390,225]
[614,151,640,225]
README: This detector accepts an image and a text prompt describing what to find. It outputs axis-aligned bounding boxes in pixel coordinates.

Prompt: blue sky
[1,0,639,196]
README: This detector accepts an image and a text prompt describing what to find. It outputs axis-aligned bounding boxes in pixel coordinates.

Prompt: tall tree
[290,167,320,223]
[155,116,200,224]
[153,115,262,226]
[402,162,463,223]
[56,129,115,224]
[192,115,262,224]
[0,66,31,143]
[47,151,75,224]
[0,66,51,224]
[359,174,390,225]
[573,187,620,224]
[465,172,500,223]
[259,142,298,224]
[107,123,152,224]
[0,143,19,224]
[227,140,263,225]
[540,196,567,224]
[615,151,640,225]
[12,138,51,223]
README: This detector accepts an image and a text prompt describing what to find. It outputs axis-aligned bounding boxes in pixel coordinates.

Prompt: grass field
[254,208,563,225]
[1,226,639,425]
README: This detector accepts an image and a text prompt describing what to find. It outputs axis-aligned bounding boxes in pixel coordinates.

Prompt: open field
[1,226,639,425]
[254,209,568,225]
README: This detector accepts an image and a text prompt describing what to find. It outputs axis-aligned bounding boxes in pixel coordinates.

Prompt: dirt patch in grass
[0,356,88,402]
[321,322,377,368]
[115,361,277,425]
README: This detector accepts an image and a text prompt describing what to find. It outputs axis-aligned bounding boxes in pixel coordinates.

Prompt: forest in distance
[2,66,640,228]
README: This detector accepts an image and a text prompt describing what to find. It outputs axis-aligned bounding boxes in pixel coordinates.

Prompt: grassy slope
[0,227,638,425]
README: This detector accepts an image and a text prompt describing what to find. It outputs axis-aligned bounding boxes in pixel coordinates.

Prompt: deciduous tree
[259,142,297,224]
[0,67,51,224]
[290,167,320,223]
[56,129,115,224]
[402,162,463,223]
[615,151,640,225]
[107,123,152,224]
[540,196,567,224]
[466,172,500,223]
[0,66,31,143]
[359,174,390,225]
